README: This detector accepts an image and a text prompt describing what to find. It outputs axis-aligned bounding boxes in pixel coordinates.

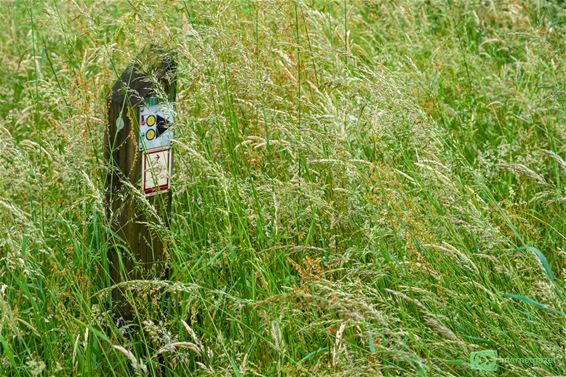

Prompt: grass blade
[517,246,555,286]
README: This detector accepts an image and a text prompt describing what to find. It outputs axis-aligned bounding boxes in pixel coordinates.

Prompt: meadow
[0,0,564,375]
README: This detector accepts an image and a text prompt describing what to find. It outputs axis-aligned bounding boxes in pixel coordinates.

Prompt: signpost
[105,48,176,318]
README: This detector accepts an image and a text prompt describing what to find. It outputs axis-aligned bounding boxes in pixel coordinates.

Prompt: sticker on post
[139,99,174,151]
[142,148,172,196]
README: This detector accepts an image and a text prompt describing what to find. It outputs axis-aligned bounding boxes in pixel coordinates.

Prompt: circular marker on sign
[146,129,156,140]
[147,115,156,126]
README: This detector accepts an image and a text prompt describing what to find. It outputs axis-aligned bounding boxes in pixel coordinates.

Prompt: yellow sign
[146,115,156,126]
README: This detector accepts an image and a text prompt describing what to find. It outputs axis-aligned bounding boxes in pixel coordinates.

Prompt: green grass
[0,0,564,375]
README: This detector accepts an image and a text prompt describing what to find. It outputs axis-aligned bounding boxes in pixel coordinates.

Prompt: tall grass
[0,0,564,375]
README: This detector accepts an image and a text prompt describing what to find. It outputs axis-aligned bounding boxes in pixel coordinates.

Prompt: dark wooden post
[105,47,176,318]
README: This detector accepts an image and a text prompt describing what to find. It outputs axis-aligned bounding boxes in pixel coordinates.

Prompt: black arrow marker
[156,115,171,137]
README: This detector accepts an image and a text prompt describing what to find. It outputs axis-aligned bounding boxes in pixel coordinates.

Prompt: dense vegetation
[0,1,564,375]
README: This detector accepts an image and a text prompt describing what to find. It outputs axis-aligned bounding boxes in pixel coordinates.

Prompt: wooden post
[105,47,176,318]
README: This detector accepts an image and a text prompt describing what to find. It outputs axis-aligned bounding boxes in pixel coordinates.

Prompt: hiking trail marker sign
[139,98,174,196]
[139,99,174,151]
[142,147,172,196]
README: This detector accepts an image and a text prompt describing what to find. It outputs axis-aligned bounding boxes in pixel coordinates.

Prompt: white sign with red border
[142,148,172,196]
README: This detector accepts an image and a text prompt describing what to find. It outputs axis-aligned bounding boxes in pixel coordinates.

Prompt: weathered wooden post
[105,47,176,318]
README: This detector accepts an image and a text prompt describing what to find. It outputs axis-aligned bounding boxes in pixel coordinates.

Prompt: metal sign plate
[142,148,172,196]
[139,101,174,151]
